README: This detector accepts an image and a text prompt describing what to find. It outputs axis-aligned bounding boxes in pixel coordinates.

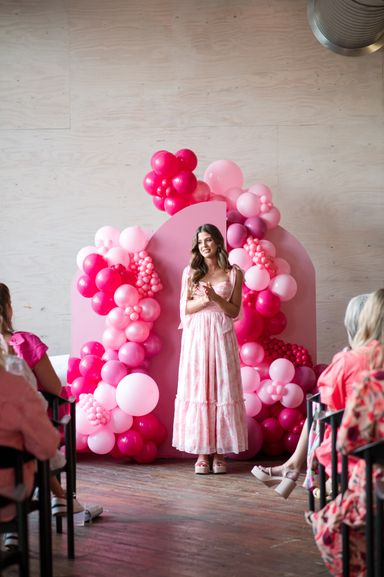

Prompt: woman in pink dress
[172,224,248,474]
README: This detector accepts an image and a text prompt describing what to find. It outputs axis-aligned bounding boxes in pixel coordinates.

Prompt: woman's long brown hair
[189,224,231,286]
[0,283,13,335]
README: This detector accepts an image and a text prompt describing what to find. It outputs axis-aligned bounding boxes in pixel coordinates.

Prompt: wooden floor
[6,456,329,577]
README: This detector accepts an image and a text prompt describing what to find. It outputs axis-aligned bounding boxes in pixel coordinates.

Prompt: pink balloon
[94,382,117,410]
[76,433,89,452]
[102,327,127,350]
[224,186,243,208]
[152,195,165,211]
[244,216,267,239]
[101,360,129,387]
[172,170,197,195]
[240,342,265,366]
[244,266,270,291]
[105,247,130,268]
[264,311,287,336]
[294,366,317,393]
[67,357,81,384]
[274,257,291,275]
[260,206,281,229]
[80,341,105,358]
[134,441,158,464]
[234,306,265,344]
[260,240,276,257]
[75,405,101,435]
[132,414,162,442]
[152,421,167,446]
[248,183,273,201]
[227,210,245,225]
[228,248,253,270]
[118,342,145,368]
[226,223,248,248]
[107,307,130,330]
[244,392,262,417]
[257,379,275,405]
[236,192,261,218]
[125,320,151,343]
[151,150,179,177]
[164,195,188,215]
[261,417,284,443]
[269,358,295,383]
[77,274,97,298]
[227,417,263,460]
[116,373,159,416]
[191,180,211,203]
[102,349,119,361]
[71,376,97,399]
[255,290,280,317]
[203,159,244,197]
[143,333,162,358]
[283,432,300,453]
[139,298,161,322]
[79,354,104,381]
[119,226,148,253]
[83,253,107,279]
[94,226,120,250]
[109,407,133,434]
[281,383,304,408]
[91,291,115,315]
[114,284,140,308]
[175,148,197,171]
[278,408,303,432]
[143,170,161,195]
[88,427,116,455]
[241,366,261,393]
[254,402,271,422]
[117,430,144,456]
[269,274,298,302]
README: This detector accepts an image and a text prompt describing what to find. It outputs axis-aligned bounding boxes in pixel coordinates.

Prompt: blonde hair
[351,288,384,350]
[344,293,370,346]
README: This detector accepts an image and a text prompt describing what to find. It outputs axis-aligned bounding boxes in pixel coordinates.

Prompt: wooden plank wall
[0,0,383,362]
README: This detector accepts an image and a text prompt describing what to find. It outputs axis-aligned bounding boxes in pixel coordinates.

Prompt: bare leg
[260,419,308,475]
[50,476,66,498]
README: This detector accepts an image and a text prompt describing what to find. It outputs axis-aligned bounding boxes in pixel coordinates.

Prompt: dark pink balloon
[152,195,165,211]
[278,408,303,432]
[283,432,300,453]
[83,253,107,279]
[164,195,188,215]
[143,170,161,195]
[269,402,284,418]
[91,291,115,315]
[95,267,122,295]
[255,290,281,317]
[67,357,81,384]
[134,441,158,463]
[244,216,267,239]
[262,441,283,457]
[151,150,179,177]
[175,148,198,171]
[152,421,167,446]
[80,341,105,358]
[227,210,246,225]
[117,430,144,457]
[191,180,211,203]
[172,170,197,195]
[261,417,284,443]
[77,274,97,298]
[235,306,265,344]
[79,354,104,381]
[314,363,328,379]
[132,414,162,442]
[294,366,317,393]
[254,403,271,422]
[226,223,248,248]
[71,375,97,399]
[264,311,287,336]
[143,333,162,358]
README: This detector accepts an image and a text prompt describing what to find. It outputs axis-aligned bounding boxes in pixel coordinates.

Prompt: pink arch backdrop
[71,201,316,457]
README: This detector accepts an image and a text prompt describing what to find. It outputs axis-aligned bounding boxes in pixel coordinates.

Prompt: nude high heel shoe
[251,466,283,487]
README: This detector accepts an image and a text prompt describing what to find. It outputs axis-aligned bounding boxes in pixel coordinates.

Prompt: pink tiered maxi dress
[172,266,248,455]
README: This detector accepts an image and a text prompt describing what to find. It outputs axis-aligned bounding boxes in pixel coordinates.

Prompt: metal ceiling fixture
[307,0,384,56]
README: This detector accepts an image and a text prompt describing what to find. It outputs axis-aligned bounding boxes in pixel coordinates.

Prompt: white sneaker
[3,532,19,550]
[51,496,85,516]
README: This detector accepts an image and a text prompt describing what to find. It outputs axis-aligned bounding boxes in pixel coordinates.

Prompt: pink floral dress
[310,366,384,577]
[172,266,248,455]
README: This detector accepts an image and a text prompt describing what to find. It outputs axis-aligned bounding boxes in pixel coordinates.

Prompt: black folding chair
[375,478,384,577]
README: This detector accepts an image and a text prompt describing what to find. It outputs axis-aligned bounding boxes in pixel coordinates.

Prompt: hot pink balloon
[91,291,115,315]
[109,407,133,434]
[226,223,248,248]
[264,311,287,336]
[102,327,127,350]
[83,253,107,279]
[203,159,244,197]
[71,376,97,399]
[125,320,151,343]
[67,357,81,384]
[80,341,105,358]
[269,274,298,302]
[278,408,303,432]
[143,333,162,358]
[95,267,122,295]
[172,170,197,195]
[116,373,160,416]
[281,383,304,408]
[143,170,161,195]
[255,290,280,317]
[236,192,261,218]
[101,360,129,387]
[88,427,116,455]
[261,417,284,443]
[79,355,104,381]
[152,195,165,211]
[283,432,300,453]
[260,206,281,229]
[234,306,265,344]
[244,392,262,417]
[191,180,211,203]
[77,274,97,298]
[151,150,179,177]
[139,297,161,322]
[76,433,88,452]
[134,441,158,463]
[114,284,140,308]
[164,195,188,215]
[175,148,197,171]
[269,358,295,383]
[118,342,145,368]
[76,246,97,272]
[244,266,270,291]
[132,414,162,442]
[240,342,265,366]
[228,248,253,270]
[117,430,144,456]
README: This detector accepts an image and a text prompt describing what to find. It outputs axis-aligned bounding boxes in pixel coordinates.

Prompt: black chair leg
[37,461,53,577]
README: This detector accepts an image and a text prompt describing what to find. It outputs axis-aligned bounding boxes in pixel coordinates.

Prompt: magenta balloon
[244,216,267,239]
[254,403,271,422]
[134,441,158,463]
[226,223,248,248]
[152,195,166,211]
[278,408,303,432]
[151,150,179,177]
[314,363,328,379]
[91,291,115,315]
[143,333,162,358]
[71,376,97,399]
[227,210,245,225]
[164,195,188,215]
[79,354,104,381]
[283,432,300,453]
[67,357,81,384]
[117,430,144,457]
[139,297,161,322]
[143,170,161,195]
[261,417,284,443]
[80,341,105,358]
[95,267,122,295]
[255,289,280,318]
[118,342,145,368]
[172,170,197,195]
[264,311,287,336]
[227,418,263,460]
[175,148,198,171]
[77,274,97,298]
[101,360,129,387]
[294,366,317,393]
[132,414,162,442]
[83,253,107,279]
[235,307,265,344]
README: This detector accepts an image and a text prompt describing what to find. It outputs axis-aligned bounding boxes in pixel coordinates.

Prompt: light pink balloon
[107,307,131,330]
[116,373,160,416]
[102,349,119,361]
[119,226,148,253]
[224,187,243,210]
[118,342,145,368]
[244,393,262,417]
[114,284,139,308]
[95,226,121,249]
[240,342,265,366]
[94,382,117,410]
[75,405,101,435]
[269,358,295,383]
[105,247,130,268]
[248,183,273,201]
[260,239,276,257]
[228,248,253,270]
[139,297,161,322]
[236,192,261,218]
[101,360,129,387]
[125,320,151,343]
[203,159,244,197]
[109,407,133,433]
[102,327,127,350]
[244,266,270,291]
[274,257,291,275]
[76,246,96,272]
[269,274,298,302]
[241,366,261,393]
[260,206,281,229]
[281,383,304,408]
[257,379,275,405]
[88,427,116,455]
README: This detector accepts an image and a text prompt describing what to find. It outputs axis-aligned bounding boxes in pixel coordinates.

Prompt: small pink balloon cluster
[71,225,167,462]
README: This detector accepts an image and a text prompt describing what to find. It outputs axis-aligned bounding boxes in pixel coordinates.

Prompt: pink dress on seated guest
[0,367,60,522]
[9,331,48,370]
[172,266,247,455]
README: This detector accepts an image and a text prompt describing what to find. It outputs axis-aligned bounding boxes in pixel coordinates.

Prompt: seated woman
[251,292,370,498]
